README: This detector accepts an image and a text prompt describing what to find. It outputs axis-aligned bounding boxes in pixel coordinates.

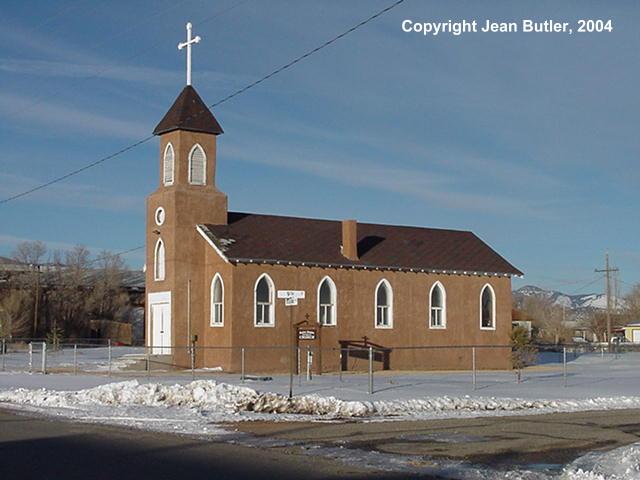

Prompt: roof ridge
[227,210,472,234]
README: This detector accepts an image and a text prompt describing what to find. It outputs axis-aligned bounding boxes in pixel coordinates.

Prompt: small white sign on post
[278,290,305,307]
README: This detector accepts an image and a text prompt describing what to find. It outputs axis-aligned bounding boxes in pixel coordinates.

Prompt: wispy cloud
[0,93,148,139]
[0,58,249,88]
[0,173,143,213]
[224,142,549,217]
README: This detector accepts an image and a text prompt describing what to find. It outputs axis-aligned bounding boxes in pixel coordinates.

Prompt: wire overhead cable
[0,0,405,206]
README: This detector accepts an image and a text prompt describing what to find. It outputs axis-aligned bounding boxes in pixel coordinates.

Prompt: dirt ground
[229,409,640,470]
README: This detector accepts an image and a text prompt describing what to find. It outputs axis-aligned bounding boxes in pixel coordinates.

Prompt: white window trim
[153,238,165,281]
[317,276,337,327]
[210,273,224,327]
[154,206,165,226]
[429,281,447,329]
[163,142,175,186]
[374,278,393,329]
[479,283,497,331]
[254,273,275,328]
[188,143,207,186]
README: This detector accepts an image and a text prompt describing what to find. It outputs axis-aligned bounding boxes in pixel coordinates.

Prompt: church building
[145,24,522,373]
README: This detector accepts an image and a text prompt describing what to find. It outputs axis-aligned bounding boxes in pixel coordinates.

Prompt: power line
[0,0,405,206]
[568,274,606,295]
[86,245,145,266]
[209,0,406,109]
[0,136,155,204]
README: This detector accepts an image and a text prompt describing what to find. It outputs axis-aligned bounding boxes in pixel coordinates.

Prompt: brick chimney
[341,219,359,261]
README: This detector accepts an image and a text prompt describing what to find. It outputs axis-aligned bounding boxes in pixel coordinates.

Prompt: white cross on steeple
[178,22,201,86]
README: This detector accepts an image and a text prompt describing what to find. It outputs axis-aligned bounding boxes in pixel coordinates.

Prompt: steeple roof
[153,85,223,136]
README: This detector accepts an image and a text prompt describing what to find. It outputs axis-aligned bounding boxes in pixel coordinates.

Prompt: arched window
[375,279,393,328]
[163,143,174,185]
[429,282,446,328]
[317,277,337,326]
[154,239,165,281]
[480,284,496,329]
[211,274,224,326]
[254,274,275,326]
[188,144,206,185]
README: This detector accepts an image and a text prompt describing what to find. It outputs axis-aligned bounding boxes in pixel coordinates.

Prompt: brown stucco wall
[145,129,227,368]
[193,262,513,373]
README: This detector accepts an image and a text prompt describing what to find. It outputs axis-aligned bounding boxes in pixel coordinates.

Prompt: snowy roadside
[3,378,640,425]
[1,379,640,479]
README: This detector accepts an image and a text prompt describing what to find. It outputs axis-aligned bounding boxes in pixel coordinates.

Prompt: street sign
[285,297,298,306]
[277,290,305,299]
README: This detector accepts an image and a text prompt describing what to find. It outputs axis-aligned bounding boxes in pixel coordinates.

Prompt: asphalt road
[2,408,640,479]
[0,409,427,480]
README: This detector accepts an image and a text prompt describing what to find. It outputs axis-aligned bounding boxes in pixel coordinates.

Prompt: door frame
[148,291,172,355]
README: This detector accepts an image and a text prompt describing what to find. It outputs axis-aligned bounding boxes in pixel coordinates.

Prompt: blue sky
[0,0,638,295]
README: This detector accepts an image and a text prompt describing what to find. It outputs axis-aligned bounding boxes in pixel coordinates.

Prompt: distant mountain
[513,285,622,312]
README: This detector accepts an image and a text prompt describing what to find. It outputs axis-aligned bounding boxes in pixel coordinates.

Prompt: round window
[155,207,166,226]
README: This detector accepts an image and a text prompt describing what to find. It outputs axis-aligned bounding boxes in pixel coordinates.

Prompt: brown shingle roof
[199,212,522,276]
[153,85,223,136]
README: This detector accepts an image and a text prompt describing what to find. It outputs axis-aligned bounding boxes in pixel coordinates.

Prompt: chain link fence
[2,338,640,397]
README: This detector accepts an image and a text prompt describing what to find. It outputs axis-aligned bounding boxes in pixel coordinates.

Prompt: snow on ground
[1,351,640,478]
[3,379,640,419]
[561,441,640,480]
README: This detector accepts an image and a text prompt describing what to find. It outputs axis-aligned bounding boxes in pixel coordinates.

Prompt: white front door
[633,330,640,343]
[148,291,172,355]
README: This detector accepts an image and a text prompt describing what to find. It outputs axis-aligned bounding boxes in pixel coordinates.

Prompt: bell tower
[145,22,227,363]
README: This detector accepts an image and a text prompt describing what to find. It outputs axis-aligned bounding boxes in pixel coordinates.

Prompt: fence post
[107,339,112,377]
[190,341,196,380]
[73,344,78,375]
[1,339,5,372]
[241,347,245,383]
[306,346,312,382]
[41,341,47,374]
[28,342,33,373]
[472,347,477,390]
[368,346,373,395]
[563,346,567,387]
[601,346,604,359]
[297,347,302,386]
[146,347,151,378]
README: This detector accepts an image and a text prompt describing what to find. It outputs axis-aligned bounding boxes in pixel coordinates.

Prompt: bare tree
[47,246,92,337]
[0,289,32,338]
[511,325,537,383]
[10,241,48,336]
[87,250,129,321]
[12,241,47,265]
[521,296,571,344]
[623,283,640,324]
[586,311,609,342]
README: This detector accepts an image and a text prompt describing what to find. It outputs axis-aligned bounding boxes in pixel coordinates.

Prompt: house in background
[144,80,523,373]
[623,323,640,343]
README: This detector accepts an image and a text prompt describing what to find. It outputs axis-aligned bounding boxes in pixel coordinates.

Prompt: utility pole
[595,252,619,347]
[32,264,41,337]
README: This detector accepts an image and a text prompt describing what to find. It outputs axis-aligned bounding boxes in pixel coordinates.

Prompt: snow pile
[561,441,640,480]
[3,380,640,419]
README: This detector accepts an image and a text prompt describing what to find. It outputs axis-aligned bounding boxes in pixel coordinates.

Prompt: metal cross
[178,22,201,86]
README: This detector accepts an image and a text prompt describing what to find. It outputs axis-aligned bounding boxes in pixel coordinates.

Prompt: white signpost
[277,290,306,399]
